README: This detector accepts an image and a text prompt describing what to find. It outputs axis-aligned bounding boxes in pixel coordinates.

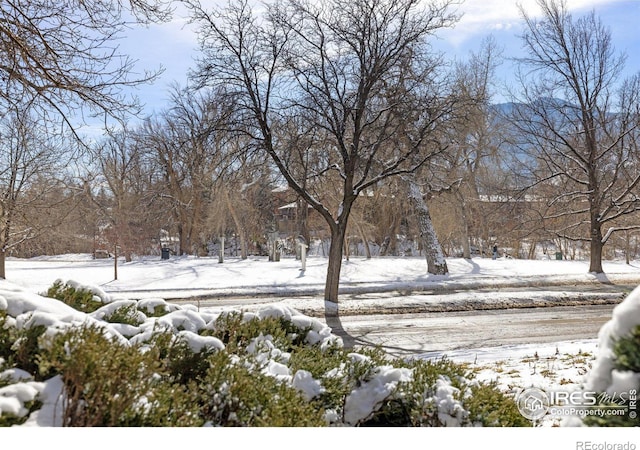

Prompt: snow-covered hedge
[564,285,640,426]
[0,280,527,427]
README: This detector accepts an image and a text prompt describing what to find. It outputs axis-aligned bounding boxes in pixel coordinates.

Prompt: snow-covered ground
[7,253,640,299]
[2,254,639,445]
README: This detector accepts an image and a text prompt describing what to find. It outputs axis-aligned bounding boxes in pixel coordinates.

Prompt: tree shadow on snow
[323,301,357,349]
[324,304,429,356]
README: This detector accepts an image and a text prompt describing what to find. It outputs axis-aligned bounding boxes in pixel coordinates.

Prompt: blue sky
[120,0,640,117]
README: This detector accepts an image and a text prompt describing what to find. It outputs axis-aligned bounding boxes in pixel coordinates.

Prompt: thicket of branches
[1,0,640,298]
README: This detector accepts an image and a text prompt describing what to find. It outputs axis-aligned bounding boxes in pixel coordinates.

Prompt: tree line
[1,0,639,302]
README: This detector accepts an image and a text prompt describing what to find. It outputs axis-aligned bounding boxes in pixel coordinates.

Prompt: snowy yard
[6,253,640,299]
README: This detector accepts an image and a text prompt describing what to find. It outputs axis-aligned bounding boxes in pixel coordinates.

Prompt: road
[176,285,624,358]
[324,304,614,358]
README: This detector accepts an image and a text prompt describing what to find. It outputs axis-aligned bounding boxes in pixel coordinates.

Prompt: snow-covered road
[323,304,614,358]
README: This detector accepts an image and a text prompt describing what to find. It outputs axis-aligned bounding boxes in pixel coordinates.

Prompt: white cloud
[443,0,628,46]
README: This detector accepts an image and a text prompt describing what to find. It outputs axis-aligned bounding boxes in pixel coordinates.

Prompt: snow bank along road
[175,283,633,317]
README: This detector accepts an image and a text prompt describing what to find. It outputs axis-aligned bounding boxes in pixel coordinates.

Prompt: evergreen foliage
[44,280,103,313]
[0,282,527,427]
[583,324,640,427]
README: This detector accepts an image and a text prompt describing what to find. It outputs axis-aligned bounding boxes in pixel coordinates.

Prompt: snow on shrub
[155,309,207,333]
[343,364,412,425]
[176,330,224,353]
[0,368,32,383]
[429,377,468,426]
[137,298,180,316]
[90,300,145,323]
[564,285,640,426]
[586,286,640,393]
[64,280,112,304]
[255,304,342,349]
[0,381,43,418]
[292,369,325,401]
[0,279,525,427]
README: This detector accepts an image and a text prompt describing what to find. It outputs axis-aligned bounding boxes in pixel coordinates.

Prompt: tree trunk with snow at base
[407,177,448,275]
[589,217,604,273]
[0,249,6,279]
[324,223,349,302]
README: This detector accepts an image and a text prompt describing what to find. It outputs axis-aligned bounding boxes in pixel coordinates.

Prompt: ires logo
[515,387,633,422]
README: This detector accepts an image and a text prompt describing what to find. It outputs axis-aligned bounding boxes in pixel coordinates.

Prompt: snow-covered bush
[353,356,530,427]
[195,351,326,426]
[38,324,191,427]
[0,280,526,427]
[566,286,640,427]
[0,378,43,427]
[91,300,147,326]
[2,314,50,379]
[44,280,103,313]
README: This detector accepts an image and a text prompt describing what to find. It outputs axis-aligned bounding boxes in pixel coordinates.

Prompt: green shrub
[117,382,204,427]
[289,348,527,427]
[363,358,529,427]
[465,382,531,427]
[38,324,201,426]
[141,304,171,318]
[208,312,309,354]
[161,336,219,386]
[0,311,57,381]
[103,304,146,326]
[44,281,102,313]
[582,325,640,427]
[288,344,397,422]
[13,324,51,380]
[2,300,534,428]
[613,325,640,373]
[196,351,326,426]
[0,311,15,365]
[0,396,42,427]
[359,358,466,427]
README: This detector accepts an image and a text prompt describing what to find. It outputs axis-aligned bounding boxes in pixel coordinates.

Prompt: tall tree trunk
[380,215,399,256]
[625,230,630,265]
[325,223,347,302]
[344,236,350,261]
[457,193,472,259]
[355,220,372,259]
[225,191,247,259]
[589,224,604,272]
[296,197,310,248]
[218,235,225,263]
[178,224,187,256]
[113,238,118,281]
[0,249,5,279]
[407,177,448,275]
[589,203,604,273]
[528,241,537,260]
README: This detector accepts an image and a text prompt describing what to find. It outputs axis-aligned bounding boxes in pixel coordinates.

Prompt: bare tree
[183,0,458,302]
[0,107,76,277]
[0,0,170,130]
[217,137,275,260]
[444,37,505,259]
[86,127,163,278]
[513,0,640,273]
[0,0,170,277]
[140,86,233,256]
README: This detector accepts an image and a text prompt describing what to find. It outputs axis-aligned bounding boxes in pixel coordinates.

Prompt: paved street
[323,304,614,357]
